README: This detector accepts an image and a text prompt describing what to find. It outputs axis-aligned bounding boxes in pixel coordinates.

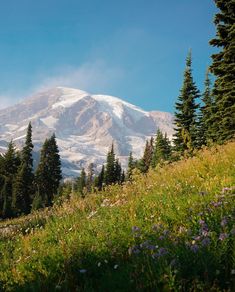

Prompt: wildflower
[190,244,199,253]
[199,219,205,225]
[219,233,229,241]
[114,264,118,269]
[159,247,168,256]
[97,262,101,267]
[79,269,87,273]
[163,229,169,236]
[201,237,211,247]
[128,246,140,255]
[221,218,228,227]
[231,270,235,275]
[104,259,108,264]
[212,201,222,208]
[193,235,201,241]
[152,247,168,259]
[131,226,140,233]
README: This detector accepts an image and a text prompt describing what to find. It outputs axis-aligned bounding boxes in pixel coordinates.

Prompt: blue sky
[0,0,217,112]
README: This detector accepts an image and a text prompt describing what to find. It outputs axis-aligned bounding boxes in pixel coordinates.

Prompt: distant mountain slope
[0,87,174,176]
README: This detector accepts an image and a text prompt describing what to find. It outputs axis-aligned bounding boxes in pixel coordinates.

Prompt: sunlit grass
[0,142,235,291]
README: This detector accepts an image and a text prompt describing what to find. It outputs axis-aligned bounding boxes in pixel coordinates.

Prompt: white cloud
[34,60,124,94]
[0,60,125,109]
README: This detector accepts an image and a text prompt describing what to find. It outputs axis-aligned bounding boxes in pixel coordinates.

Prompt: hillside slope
[0,142,235,291]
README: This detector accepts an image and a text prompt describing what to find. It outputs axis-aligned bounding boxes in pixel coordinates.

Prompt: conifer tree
[173,51,200,153]
[198,70,214,146]
[209,0,235,143]
[151,130,171,168]
[138,138,154,173]
[126,151,135,180]
[76,168,86,197]
[121,170,125,183]
[34,134,62,208]
[114,159,122,183]
[86,163,94,192]
[94,165,104,191]
[1,178,13,218]
[104,143,116,185]
[12,122,34,215]
[47,134,62,202]
[0,142,19,218]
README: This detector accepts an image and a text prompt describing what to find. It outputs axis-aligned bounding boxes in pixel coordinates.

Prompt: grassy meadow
[0,142,235,291]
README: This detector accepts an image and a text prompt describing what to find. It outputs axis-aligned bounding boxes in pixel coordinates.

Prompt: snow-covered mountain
[0,87,174,176]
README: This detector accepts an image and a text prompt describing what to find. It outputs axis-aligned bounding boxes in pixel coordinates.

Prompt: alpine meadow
[0,0,234,291]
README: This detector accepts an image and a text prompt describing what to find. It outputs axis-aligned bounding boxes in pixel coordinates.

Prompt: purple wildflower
[190,244,199,253]
[219,233,229,241]
[199,219,205,225]
[193,235,201,241]
[139,241,150,249]
[152,247,168,259]
[221,217,228,227]
[201,237,211,247]
[163,229,169,236]
[132,226,140,233]
[128,246,140,255]
[212,201,222,208]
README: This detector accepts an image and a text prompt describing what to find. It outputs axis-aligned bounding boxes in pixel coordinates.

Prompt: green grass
[0,142,235,291]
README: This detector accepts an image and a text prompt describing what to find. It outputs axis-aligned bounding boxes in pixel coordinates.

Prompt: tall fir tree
[114,158,122,183]
[104,143,116,185]
[34,134,62,208]
[151,130,172,168]
[86,163,94,193]
[126,151,135,180]
[138,138,154,173]
[209,0,235,143]
[76,168,86,197]
[94,165,104,191]
[0,141,19,218]
[173,51,200,153]
[12,122,34,215]
[198,70,215,146]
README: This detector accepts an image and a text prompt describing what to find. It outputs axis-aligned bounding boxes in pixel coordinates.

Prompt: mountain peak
[0,86,174,176]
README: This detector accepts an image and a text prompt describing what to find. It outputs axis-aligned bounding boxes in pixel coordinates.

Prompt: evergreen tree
[114,159,122,183]
[1,178,13,218]
[86,163,94,192]
[126,151,135,180]
[209,0,235,143]
[0,141,19,218]
[47,134,62,202]
[151,130,171,168]
[104,144,116,185]
[198,70,214,146]
[12,122,34,215]
[34,134,62,208]
[94,165,104,191]
[138,138,154,173]
[121,170,125,183]
[76,168,86,197]
[173,51,200,153]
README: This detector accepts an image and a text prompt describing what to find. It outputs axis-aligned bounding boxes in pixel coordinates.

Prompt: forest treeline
[0,0,234,219]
